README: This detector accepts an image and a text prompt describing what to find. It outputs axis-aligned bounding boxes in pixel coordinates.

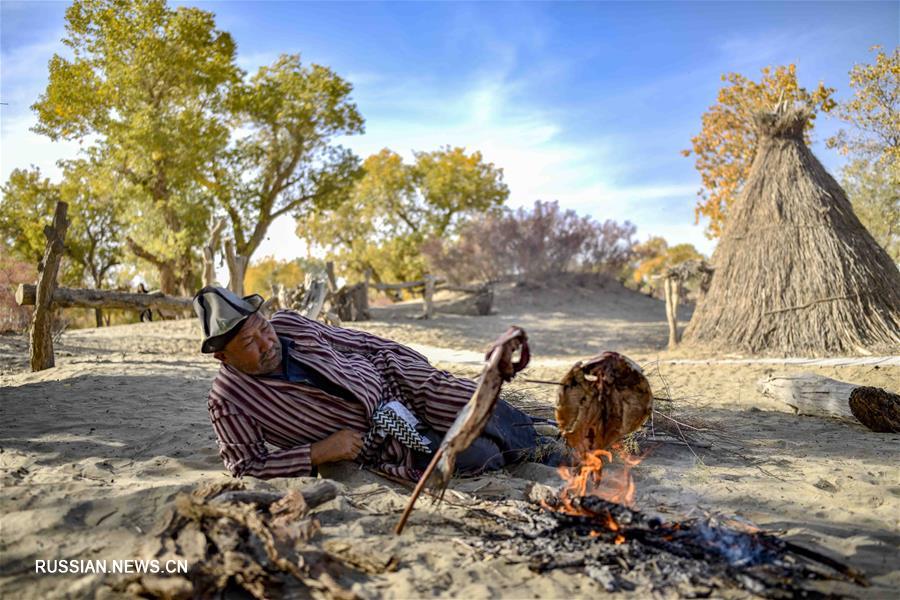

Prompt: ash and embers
[468,495,866,598]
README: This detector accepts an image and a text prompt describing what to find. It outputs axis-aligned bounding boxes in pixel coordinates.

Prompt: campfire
[480,348,868,596]
[549,444,641,545]
[475,445,870,598]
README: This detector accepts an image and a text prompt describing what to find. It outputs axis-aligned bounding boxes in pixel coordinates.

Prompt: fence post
[422,274,436,319]
[30,201,69,371]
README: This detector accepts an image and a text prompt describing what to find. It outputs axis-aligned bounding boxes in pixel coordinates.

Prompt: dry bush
[0,252,35,333]
[422,201,636,284]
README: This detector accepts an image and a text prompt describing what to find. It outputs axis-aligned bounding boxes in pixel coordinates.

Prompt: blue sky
[2,1,897,261]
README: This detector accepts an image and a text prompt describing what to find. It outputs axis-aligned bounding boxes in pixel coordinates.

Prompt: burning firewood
[484,490,870,595]
[556,352,653,454]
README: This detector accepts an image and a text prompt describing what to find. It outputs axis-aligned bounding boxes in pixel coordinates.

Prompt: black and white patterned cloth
[363,401,433,454]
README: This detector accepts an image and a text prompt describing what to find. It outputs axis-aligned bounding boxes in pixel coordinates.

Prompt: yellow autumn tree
[684,65,836,237]
[631,237,704,293]
[244,256,305,297]
[827,46,899,261]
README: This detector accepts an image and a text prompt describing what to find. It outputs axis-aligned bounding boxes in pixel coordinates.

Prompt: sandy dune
[1,279,898,598]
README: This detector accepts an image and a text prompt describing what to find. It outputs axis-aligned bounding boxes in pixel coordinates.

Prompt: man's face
[214,313,282,375]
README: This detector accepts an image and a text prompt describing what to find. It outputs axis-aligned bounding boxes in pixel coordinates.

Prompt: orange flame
[552,443,644,534]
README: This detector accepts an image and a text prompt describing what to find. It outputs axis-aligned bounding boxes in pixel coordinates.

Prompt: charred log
[849,386,900,433]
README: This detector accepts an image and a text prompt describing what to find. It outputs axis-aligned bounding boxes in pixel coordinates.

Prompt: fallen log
[757,373,857,420]
[16,284,192,312]
[757,373,900,432]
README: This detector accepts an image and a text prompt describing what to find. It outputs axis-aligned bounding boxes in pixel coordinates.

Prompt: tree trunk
[158,262,177,296]
[29,201,69,372]
[17,284,191,312]
[202,218,226,287]
[664,276,679,348]
[363,269,371,316]
[224,239,249,297]
[94,307,104,328]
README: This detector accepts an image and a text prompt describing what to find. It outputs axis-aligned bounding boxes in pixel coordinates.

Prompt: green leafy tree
[31,0,240,294]
[0,162,127,325]
[59,159,126,324]
[207,54,364,295]
[0,168,62,267]
[298,147,509,284]
[827,46,899,261]
[839,159,899,261]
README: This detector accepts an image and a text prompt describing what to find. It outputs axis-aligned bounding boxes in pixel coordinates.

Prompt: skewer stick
[394,447,444,535]
[523,378,562,386]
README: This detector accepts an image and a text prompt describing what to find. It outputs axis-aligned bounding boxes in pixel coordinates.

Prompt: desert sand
[1,278,898,598]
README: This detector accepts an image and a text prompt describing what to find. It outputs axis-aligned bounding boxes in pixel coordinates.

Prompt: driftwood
[395,326,529,535]
[29,201,69,371]
[556,352,653,453]
[759,373,900,432]
[757,373,858,420]
[118,480,346,599]
[210,481,337,509]
[17,284,192,312]
[299,275,329,320]
[333,282,370,321]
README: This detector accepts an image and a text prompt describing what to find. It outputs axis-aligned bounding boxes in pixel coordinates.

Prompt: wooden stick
[783,540,869,587]
[523,378,562,386]
[394,447,444,535]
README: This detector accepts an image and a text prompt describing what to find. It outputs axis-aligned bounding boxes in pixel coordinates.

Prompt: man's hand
[310,430,364,465]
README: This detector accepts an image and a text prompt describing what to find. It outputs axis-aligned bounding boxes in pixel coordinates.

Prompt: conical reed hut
[683,105,900,356]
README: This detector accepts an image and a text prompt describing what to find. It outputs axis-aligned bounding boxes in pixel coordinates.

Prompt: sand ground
[1,278,898,598]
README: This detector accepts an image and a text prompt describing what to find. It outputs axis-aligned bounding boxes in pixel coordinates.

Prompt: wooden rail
[16,284,192,311]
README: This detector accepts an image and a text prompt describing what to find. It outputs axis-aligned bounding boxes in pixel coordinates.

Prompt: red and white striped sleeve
[207,394,312,479]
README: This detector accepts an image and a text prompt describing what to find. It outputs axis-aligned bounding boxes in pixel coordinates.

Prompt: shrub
[422,201,637,284]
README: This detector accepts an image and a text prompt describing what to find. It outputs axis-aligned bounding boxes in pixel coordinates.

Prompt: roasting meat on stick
[395,326,529,534]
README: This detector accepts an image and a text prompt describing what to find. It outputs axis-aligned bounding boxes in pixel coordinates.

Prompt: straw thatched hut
[683,105,900,355]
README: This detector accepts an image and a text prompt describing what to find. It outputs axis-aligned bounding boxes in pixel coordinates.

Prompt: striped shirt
[207,310,476,480]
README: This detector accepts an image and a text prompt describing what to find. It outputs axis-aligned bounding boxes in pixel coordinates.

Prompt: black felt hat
[192,286,265,353]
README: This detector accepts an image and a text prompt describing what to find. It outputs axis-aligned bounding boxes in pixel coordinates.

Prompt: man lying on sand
[193,286,548,481]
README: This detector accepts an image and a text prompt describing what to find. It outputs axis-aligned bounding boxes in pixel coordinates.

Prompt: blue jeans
[410,399,542,475]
